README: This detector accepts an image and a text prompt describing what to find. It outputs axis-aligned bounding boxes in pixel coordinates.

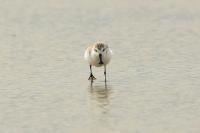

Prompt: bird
[84,42,112,82]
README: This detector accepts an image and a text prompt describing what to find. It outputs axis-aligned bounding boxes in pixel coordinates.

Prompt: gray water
[1,0,200,133]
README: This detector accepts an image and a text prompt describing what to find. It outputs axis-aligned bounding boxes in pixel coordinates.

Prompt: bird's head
[92,43,109,64]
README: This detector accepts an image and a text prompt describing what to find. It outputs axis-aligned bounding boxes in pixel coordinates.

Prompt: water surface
[0,0,200,133]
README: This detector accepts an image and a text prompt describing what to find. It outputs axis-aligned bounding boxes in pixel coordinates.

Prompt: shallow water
[0,0,200,133]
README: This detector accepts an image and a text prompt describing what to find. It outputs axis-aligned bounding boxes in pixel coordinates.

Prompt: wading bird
[84,42,112,82]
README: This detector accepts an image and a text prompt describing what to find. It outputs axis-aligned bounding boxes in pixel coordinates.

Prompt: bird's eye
[94,49,98,52]
[103,48,106,52]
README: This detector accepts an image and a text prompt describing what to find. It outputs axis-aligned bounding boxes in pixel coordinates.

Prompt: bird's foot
[88,74,96,81]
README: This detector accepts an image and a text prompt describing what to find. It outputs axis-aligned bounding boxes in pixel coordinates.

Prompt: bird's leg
[104,65,107,82]
[88,65,96,80]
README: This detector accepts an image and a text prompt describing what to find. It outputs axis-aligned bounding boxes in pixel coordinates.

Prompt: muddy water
[0,0,200,133]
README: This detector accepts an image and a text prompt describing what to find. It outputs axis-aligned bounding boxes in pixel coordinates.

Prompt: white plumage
[84,42,112,81]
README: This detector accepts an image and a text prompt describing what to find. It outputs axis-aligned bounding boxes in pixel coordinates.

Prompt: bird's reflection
[88,81,112,114]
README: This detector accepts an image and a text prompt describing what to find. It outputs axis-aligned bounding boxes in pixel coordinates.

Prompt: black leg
[104,65,107,82]
[90,65,92,74]
[88,65,96,81]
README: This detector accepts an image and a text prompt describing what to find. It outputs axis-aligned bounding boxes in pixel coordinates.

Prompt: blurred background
[0,0,200,133]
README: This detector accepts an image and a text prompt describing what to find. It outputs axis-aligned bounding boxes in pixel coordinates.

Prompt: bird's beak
[99,54,103,64]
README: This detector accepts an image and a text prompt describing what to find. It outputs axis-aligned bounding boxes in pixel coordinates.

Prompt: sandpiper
[84,42,112,82]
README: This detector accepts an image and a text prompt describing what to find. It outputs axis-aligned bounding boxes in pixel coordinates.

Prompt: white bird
[84,42,112,82]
